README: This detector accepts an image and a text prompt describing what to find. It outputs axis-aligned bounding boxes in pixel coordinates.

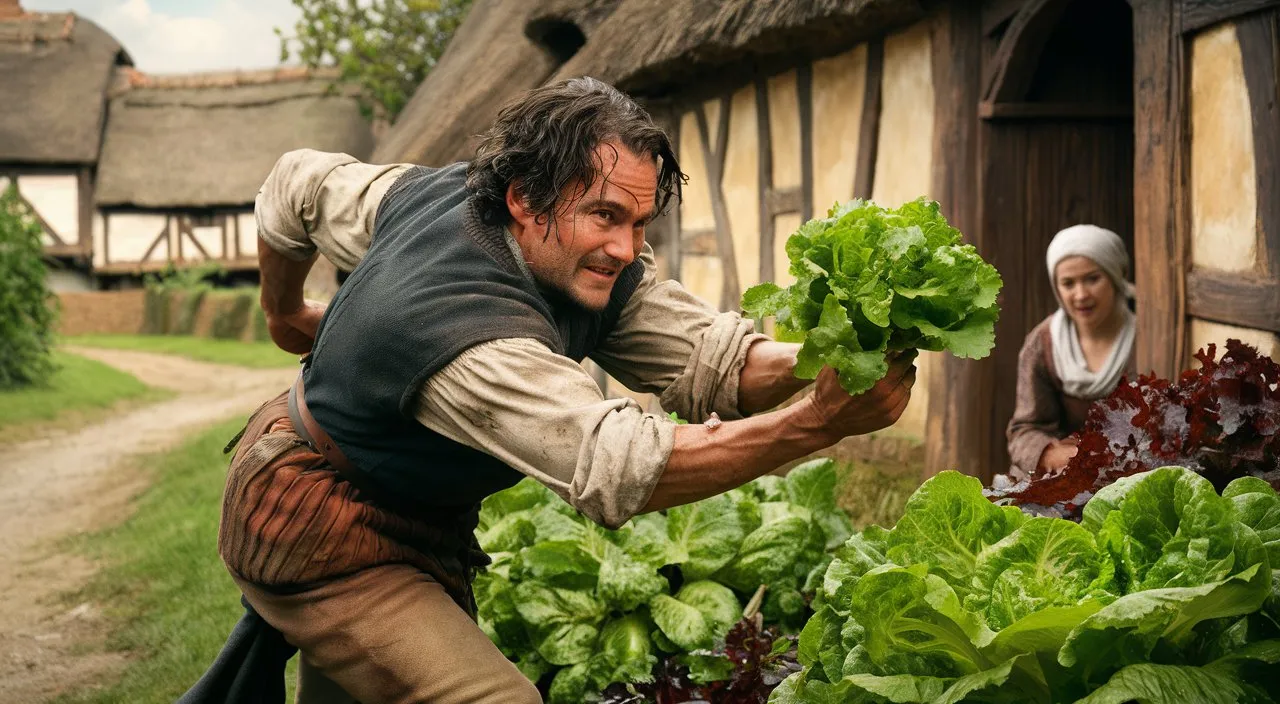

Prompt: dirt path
[0,347,297,703]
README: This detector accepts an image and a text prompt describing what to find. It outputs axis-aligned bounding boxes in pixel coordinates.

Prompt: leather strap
[288,371,356,475]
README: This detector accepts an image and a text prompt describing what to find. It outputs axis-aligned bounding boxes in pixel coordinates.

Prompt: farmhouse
[0,1,374,288]
[92,68,374,281]
[376,0,1280,478]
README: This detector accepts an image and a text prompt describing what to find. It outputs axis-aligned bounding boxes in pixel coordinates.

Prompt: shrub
[0,184,58,388]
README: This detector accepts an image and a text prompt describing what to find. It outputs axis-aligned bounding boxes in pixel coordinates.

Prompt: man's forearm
[640,398,832,512]
[737,340,808,415]
[258,237,317,316]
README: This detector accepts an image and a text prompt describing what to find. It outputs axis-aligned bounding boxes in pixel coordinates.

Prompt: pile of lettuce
[472,460,853,703]
[988,339,1280,519]
[773,467,1280,703]
[742,198,1002,394]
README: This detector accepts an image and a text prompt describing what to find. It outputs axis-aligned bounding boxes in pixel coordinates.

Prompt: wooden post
[755,77,775,286]
[1131,0,1187,378]
[696,97,741,310]
[925,4,987,479]
[854,39,885,199]
[797,62,814,223]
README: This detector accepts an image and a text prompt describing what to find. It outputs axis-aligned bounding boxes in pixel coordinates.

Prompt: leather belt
[288,371,413,512]
[288,371,357,475]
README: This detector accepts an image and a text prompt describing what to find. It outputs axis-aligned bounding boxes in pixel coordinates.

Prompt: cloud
[25,0,302,73]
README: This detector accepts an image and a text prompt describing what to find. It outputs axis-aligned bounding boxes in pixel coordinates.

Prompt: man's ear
[505,181,534,235]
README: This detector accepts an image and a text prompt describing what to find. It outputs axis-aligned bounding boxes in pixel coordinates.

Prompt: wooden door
[977,0,1136,475]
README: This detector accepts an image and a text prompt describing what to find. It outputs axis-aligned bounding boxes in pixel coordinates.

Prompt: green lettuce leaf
[968,517,1116,630]
[884,471,1024,597]
[513,582,606,666]
[667,493,747,579]
[1075,663,1254,704]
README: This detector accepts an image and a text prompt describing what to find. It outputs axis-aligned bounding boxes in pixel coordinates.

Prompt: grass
[53,416,297,704]
[64,334,301,369]
[0,351,170,436]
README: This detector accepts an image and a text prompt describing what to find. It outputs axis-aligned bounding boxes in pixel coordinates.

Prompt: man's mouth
[582,265,617,280]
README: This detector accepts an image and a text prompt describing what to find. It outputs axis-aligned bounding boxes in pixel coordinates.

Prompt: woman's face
[1054,255,1117,332]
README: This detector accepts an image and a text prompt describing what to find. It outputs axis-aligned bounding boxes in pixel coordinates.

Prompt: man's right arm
[641,354,915,512]
[256,149,411,351]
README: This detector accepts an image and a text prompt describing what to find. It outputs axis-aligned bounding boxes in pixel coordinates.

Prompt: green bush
[0,184,58,388]
[141,262,222,335]
[210,291,254,340]
[173,290,207,336]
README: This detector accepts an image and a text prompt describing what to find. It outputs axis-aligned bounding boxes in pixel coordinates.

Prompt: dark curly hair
[467,77,684,236]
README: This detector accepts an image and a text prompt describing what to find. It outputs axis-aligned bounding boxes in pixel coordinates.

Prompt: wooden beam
[177,215,212,259]
[140,216,170,263]
[982,0,1073,103]
[982,0,1026,36]
[1181,0,1280,33]
[1237,12,1280,279]
[220,212,229,259]
[925,3,990,480]
[103,212,110,264]
[1186,270,1280,332]
[651,103,682,282]
[978,101,1134,120]
[797,62,814,223]
[95,257,259,276]
[766,187,804,215]
[24,198,66,246]
[853,38,884,199]
[1131,0,1187,377]
[77,167,92,251]
[680,228,719,256]
[234,213,242,259]
[756,76,775,286]
[695,99,741,310]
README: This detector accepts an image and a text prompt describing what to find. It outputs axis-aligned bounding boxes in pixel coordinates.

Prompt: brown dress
[1005,316,1138,478]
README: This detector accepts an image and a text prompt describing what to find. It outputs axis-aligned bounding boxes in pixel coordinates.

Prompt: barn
[0,4,130,289]
[92,67,375,283]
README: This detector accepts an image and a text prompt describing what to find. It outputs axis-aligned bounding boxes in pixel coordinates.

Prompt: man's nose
[601,229,637,264]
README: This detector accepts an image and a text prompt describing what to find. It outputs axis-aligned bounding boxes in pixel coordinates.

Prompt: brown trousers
[218,393,540,704]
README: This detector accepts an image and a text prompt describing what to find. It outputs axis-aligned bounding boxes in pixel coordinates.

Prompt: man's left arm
[590,246,810,419]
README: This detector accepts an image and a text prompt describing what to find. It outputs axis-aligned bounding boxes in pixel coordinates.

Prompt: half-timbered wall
[669,19,939,440]
[94,209,259,273]
[1,170,90,256]
[1185,15,1280,359]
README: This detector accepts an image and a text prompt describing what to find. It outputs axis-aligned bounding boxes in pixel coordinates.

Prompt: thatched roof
[0,12,131,164]
[95,67,375,209]
[551,0,925,94]
[374,0,922,165]
[371,0,588,165]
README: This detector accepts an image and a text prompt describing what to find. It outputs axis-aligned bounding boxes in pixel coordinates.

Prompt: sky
[23,0,303,74]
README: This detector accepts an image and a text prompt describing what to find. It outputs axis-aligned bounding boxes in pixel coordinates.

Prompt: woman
[1006,224,1138,478]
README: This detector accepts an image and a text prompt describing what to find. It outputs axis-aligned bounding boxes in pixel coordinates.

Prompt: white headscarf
[1045,224,1136,400]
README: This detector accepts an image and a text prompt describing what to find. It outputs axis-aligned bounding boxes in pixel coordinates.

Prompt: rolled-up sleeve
[415,338,677,528]
[590,246,769,423]
[255,149,411,271]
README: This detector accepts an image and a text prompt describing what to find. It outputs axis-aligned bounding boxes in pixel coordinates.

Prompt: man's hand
[1037,437,1079,475]
[266,299,326,354]
[803,351,917,444]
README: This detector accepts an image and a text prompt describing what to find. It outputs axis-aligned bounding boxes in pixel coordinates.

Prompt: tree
[0,184,57,389]
[277,0,473,122]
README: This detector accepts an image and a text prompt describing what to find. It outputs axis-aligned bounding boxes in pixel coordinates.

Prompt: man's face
[507,141,658,312]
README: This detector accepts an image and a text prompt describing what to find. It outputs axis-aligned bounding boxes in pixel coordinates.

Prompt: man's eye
[594,210,613,223]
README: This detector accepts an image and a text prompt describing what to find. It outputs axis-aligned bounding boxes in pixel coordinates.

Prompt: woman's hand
[1037,437,1079,475]
[266,299,327,354]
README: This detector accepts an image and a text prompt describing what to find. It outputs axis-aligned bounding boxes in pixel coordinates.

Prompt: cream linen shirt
[255,149,768,528]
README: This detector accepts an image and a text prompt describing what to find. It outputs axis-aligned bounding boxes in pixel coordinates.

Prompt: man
[214,77,915,703]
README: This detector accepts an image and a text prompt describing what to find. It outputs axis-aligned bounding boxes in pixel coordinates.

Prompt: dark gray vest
[302,163,644,510]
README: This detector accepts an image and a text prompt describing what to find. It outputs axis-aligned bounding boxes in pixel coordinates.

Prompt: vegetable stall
[473,199,1280,703]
